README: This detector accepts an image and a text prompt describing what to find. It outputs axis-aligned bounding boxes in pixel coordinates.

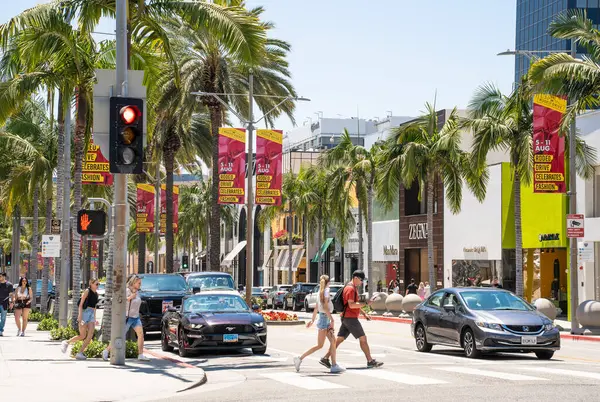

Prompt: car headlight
[253,322,265,329]
[476,321,503,331]
[544,323,555,331]
[186,323,203,330]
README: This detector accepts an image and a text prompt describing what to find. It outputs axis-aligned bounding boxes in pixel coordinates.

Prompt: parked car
[186,272,235,292]
[304,283,344,312]
[411,287,560,359]
[283,282,317,311]
[161,291,267,357]
[137,274,191,332]
[266,285,292,309]
[95,282,107,309]
[34,279,55,310]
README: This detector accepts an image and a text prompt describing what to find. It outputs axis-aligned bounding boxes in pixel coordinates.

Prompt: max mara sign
[383,245,398,256]
[408,223,428,240]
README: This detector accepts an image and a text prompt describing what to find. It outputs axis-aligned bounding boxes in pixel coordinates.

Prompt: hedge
[70,340,139,359]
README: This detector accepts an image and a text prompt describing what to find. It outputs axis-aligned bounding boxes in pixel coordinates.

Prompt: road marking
[354,369,447,385]
[436,366,547,381]
[520,366,600,380]
[260,372,347,390]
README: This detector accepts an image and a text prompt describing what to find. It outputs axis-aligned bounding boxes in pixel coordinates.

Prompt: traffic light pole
[110,0,129,366]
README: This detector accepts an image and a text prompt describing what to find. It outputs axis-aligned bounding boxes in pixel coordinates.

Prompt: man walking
[0,272,14,336]
[320,270,383,369]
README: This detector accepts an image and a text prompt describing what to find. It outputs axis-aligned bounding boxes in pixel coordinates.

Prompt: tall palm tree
[386,104,488,294]
[464,81,596,297]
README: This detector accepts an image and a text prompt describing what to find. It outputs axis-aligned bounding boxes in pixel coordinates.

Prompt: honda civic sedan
[411,287,560,359]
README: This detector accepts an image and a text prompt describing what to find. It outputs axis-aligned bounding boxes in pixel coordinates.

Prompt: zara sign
[408,223,428,240]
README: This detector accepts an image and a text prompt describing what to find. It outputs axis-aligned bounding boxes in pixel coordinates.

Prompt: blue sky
[2,1,517,132]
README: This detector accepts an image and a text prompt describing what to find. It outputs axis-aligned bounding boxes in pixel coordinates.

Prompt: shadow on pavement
[429,348,563,362]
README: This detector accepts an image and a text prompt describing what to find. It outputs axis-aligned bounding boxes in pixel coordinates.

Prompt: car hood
[474,310,547,325]
[139,290,188,299]
[187,312,262,325]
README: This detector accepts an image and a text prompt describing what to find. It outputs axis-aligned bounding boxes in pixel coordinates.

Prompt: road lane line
[353,369,447,385]
[260,372,347,390]
[436,366,548,381]
[520,366,600,379]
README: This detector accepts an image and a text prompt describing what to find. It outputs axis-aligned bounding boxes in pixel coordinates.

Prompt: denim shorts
[82,308,95,324]
[316,313,330,330]
[125,316,143,332]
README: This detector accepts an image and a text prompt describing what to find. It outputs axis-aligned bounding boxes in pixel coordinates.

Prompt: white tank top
[317,288,334,313]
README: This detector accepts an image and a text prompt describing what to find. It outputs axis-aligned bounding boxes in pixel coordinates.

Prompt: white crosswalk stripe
[519,366,600,380]
[354,369,448,385]
[260,372,348,390]
[435,366,548,381]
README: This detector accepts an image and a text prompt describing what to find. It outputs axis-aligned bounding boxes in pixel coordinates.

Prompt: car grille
[503,325,543,334]
[206,324,254,334]
[145,299,181,314]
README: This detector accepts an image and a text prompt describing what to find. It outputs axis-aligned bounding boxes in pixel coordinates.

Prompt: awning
[259,249,273,271]
[221,241,247,268]
[312,238,334,263]
[274,249,289,271]
[291,248,305,272]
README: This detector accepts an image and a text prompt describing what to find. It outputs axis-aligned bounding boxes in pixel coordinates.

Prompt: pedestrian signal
[77,210,107,236]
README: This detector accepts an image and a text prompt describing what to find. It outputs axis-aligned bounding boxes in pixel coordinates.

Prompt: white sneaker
[20,331,24,337]
[137,354,150,361]
[293,356,302,372]
[60,341,68,354]
[75,352,87,360]
[102,349,109,361]
[330,364,345,374]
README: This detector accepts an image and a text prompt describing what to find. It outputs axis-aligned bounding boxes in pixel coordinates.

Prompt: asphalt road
[144,312,600,402]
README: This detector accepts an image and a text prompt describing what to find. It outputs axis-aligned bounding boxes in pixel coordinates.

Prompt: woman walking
[294,275,344,374]
[418,282,426,300]
[61,279,100,359]
[102,275,149,361]
[14,277,33,336]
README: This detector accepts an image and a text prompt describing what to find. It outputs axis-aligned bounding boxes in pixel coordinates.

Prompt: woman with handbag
[14,277,33,336]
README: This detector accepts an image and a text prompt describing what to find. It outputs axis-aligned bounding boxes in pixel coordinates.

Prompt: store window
[404,180,426,216]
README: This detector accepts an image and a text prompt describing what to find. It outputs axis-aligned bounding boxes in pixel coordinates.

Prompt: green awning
[312,238,334,263]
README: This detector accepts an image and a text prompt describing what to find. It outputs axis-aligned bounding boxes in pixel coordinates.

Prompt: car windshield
[279,286,291,291]
[251,287,263,294]
[98,283,105,290]
[141,275,188,292]
[459,291,533,311]
[36,280,53,292]
[183,294,249,313]
[187,275,234,291]
[300,285,315,292]
[329,286,343,294]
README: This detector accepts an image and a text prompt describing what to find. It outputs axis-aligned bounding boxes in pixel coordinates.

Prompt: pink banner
[218,127,246,204]
[255,129,283,206]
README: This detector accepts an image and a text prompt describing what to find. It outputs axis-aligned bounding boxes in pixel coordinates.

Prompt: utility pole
[245,73,255,303]
[154,162,160,273]
[59,100,71,327]
[110,0,129,365]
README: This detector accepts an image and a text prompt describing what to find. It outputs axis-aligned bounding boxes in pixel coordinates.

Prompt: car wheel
[178,328,190,358]
[462,329,480,359]
[535,350,554,360]
[283,300,288,310]
[161,326,174,352]
[304,300,309,312]
[415,324,432,352]
[252,346,267,355]
[292,299,297,311]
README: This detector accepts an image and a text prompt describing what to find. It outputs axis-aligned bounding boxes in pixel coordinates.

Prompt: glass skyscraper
[515,0,600,83]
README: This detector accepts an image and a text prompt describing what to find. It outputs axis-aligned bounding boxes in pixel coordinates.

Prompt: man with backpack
[321,270,383,369]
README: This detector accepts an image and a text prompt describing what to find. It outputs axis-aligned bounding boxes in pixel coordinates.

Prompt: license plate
[521,336,537,345]
[223,334,238,343]
[162,300,173,313]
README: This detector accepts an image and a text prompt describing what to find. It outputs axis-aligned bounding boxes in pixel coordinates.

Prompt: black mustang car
[137,274,191,332]
[161,291,267,357]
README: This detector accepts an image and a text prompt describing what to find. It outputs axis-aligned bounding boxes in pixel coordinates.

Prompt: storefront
[371,220,400,291]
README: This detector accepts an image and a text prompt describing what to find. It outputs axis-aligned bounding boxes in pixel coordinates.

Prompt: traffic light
[109,96,144,174]
[6,253,11,266]
[77,210,107,236]
[182,255,189,271]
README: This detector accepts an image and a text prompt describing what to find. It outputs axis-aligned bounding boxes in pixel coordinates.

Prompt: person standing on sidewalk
[405,278,418,296]
[0,272,14,336]
[14,277,32,336]
[102,275,149,361]
[320,270,383,369]
[61,279,100,359]
[294,275,344,374]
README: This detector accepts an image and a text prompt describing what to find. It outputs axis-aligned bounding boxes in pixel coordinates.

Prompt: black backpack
[333,284,356,314]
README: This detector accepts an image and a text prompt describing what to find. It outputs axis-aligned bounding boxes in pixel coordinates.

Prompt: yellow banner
[256,189,281,197]
[219,127,246,143]
[137,183,155,194]
[160,184,179,194]
[82,173,104,183]
[257,129,283,144]
[534,172,564,182]
[533,94,567,113]
[82,162,109,172]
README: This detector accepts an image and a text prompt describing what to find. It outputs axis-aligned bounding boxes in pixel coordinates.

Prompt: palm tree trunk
[367,183,374,299]
[163,134,179,273]
[357,200,364,272]
[70,90,88,328]
[514,171,524,297]
[30,187,39,308]
[41,184,52,314]
[317,217,323,277]
[209,105,222,272]
[138,233,146,274]
[53,90,64,321]
[101,228,114,342]
[84,239,92,285]
[427,175,435,291]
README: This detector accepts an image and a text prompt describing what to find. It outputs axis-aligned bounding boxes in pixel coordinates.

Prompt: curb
[560,333,600,343]
[143,349,208,392]
[266,320,306,326]
[358,315,412,324]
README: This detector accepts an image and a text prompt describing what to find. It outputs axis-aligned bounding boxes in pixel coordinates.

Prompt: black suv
[283,282,317,311]
[186,272,235,292]
[137,274,190,332]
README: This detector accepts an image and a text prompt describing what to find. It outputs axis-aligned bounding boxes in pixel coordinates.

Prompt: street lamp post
[499,44,582,335]
[191,84,309,305]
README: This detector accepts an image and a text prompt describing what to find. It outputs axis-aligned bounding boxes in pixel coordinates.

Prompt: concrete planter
[534,298,557,321]
[402,294,422,313]
[371,292,388,312]
[385,294,404,313]
[576,300,600,334]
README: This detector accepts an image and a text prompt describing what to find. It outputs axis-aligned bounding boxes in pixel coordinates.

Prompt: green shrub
[29,310,51,322]
[50,326,78,340]
[37,317,59,331]
[250,296,266,309]
[70,340,138,359]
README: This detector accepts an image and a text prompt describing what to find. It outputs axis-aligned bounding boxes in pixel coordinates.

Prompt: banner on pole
[160,184,179,234]
[533,94,567,193]
[136,184,155,233]
[218,127,246,204]
[255,129,283,206]
[82,141,114,185]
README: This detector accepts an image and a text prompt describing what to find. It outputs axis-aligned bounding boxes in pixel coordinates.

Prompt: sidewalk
[0,315,206,402]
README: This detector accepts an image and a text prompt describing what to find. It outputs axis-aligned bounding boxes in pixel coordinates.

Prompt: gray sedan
[411,287,560,359]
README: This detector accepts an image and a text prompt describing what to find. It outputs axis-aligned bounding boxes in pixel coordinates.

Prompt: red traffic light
[120,105,140,125]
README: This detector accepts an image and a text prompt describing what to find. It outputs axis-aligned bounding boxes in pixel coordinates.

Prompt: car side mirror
[443,304,456,313]
[252,304,260,311]
[192,287,200,294]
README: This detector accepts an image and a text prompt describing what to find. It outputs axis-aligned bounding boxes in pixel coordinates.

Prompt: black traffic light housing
[6,253,11,266]
[182,255,189,270]
[109,96,144,174]
[77,210,107,236]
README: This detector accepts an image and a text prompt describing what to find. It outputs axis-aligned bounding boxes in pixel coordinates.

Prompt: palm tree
[386,104,488,294]
[464,81,596,297]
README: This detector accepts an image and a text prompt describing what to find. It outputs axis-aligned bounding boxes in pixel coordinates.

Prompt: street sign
[50,219,61,235]
[41,235,61,257]
[567,214,585,238]
[578,242,594,263]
